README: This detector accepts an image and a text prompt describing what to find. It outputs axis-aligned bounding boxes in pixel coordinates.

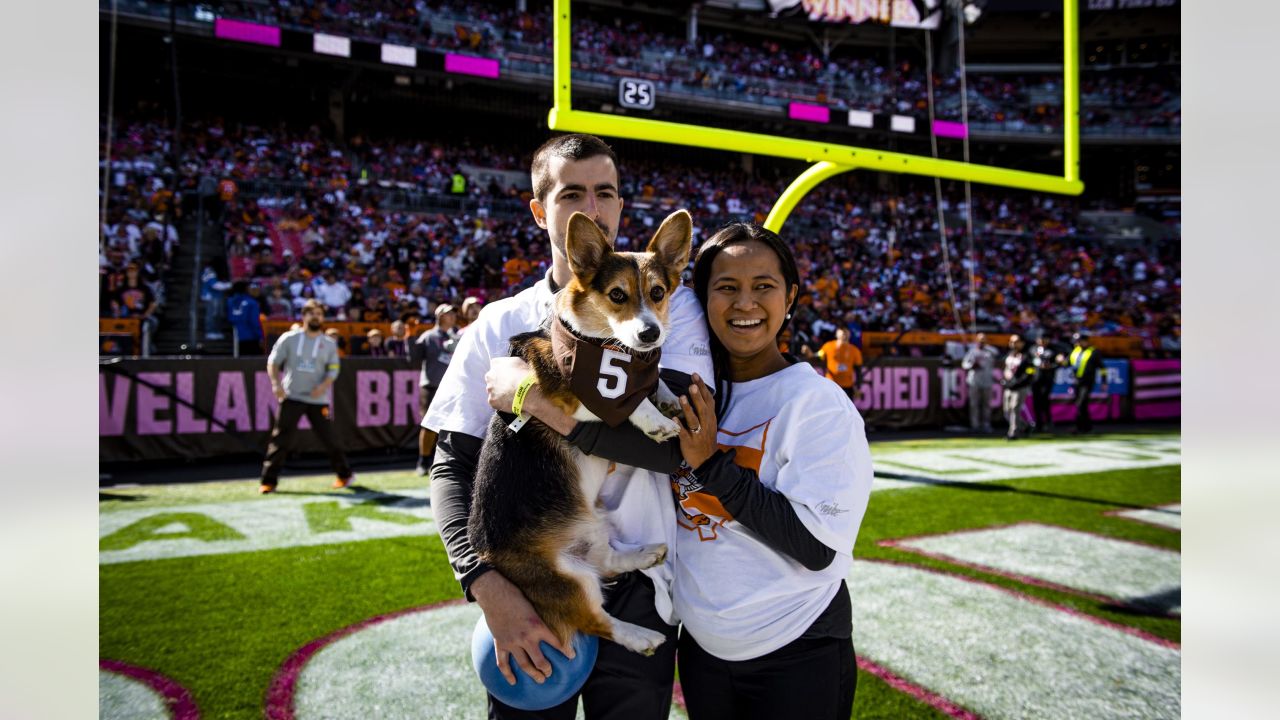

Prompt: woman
[670,222,873,720]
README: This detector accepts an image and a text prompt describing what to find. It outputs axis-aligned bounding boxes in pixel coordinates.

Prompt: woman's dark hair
[691,222,801,418]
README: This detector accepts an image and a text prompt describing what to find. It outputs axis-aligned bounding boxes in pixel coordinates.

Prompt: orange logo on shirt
[672,418,771,542]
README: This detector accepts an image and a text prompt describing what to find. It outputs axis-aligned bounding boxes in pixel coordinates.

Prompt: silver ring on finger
[691,425,702,434]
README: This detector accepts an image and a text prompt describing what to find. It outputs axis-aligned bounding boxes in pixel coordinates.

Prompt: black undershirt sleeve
[428,430,493,601]
[563,368,694,475]
[689,449,837,571]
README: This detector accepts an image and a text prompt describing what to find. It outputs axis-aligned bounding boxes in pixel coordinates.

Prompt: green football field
[100,430,1180,720]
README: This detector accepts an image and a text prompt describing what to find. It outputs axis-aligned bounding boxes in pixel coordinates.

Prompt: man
[259,299,353,494]
[1030,336,1058,433]
[817,327,863,401]
[1068,331,1104,434]
[385,320,410,358]
[960,333,997,433]
[459,296,482,331]
[226,281,265,357]
[111,262,160,355]
[411,303,459,476]
[1001,334,1035,440]
[424,134,711,720]
[199,264,231,339]
[365,328,388,357]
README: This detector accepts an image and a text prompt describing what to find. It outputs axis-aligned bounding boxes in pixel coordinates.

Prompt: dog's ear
[566,212,611,284]
[646,209,692,273]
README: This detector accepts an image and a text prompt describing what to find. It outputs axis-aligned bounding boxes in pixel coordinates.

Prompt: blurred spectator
[1001,334,1034,440]
[326,327,347,357]
[111,262,160,355]
[817,327,862,401]
[385,320,410,358]
[265,286,294,321]
[200,264,232,340]
[961,334,997,433]
[365,328,388,357]
[411,302,459,475]
[227,281,265,356]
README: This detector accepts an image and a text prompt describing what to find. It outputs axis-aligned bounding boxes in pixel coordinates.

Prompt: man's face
[438,310,457,331]
[529,154,623,259]
[835,328,849,344]
[302,306,324,330]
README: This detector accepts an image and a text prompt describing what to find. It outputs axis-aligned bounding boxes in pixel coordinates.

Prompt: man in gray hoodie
[259,299,353,494]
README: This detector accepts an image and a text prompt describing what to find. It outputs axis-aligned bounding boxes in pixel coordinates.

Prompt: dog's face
[561,210,692,353]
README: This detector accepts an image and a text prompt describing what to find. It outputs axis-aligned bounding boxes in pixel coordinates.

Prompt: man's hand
[309,384,328,399]
[273,384,287,402]
[470,570,573,686]
[485,357,534,413]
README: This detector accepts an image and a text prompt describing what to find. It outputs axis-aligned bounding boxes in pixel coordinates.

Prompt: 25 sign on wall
[618,78,656,110]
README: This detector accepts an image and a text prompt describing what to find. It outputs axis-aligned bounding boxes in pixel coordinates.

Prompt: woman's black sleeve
[689,449,837,571]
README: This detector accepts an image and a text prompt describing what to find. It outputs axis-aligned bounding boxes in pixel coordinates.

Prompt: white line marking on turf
[849,559,1180,719]
[871,437,1180,491]
[98,670,171,720]
[1108,503,1182,531]
[885,523,1181,614]
[99,488,436,564]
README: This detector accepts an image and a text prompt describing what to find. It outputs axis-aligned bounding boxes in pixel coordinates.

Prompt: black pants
[678,630,856,720]
[1074,384,1094,433]
[260,399,352,486]
[1031,383,1053,431]
[489,571,679,720]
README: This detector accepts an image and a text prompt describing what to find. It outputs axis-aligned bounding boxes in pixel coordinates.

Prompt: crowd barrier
[99,356,1180,464]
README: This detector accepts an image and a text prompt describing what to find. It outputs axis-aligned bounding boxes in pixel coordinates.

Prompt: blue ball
[470,615,599,711]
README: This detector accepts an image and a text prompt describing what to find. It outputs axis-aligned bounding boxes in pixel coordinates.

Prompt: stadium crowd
[154,0,1179,133]
[100,117,1180,357]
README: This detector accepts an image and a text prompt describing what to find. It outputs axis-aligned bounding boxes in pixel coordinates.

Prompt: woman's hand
[677,373,719,470]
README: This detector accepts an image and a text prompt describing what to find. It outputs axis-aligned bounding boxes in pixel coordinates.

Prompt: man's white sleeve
[421,316,497,437]
[662,287,713,380]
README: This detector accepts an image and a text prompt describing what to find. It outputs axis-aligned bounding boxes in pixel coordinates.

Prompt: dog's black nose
[638,325,660,344]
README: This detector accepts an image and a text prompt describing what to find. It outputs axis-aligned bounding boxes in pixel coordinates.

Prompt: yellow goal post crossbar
[547,0,1082,232]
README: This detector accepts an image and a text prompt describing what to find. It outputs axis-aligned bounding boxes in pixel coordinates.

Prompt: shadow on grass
[873,471,1169,511]
[99,492,141,502]
[266,486,430,508]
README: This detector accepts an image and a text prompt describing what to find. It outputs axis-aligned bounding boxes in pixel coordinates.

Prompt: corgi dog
[468,209,692,656]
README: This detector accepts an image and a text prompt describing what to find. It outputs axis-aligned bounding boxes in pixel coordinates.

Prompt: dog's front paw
[638,415,681,443]
[637,542,667,569]
[656,399,682,420]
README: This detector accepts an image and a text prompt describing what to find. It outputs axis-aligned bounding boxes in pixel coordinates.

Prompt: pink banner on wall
[788,103,831,124]
[445,54,500,79]
[932,120,968,139]
[214,19,281,47]
[1131,359,1180,420]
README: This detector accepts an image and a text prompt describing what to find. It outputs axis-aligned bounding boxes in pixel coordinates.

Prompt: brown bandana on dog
[550,318,661,427]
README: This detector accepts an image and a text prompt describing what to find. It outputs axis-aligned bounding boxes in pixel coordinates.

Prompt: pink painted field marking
[856,655,981,719]
[879,522,1181,618]
[862,558,1179,649]
[1103,503,1181,532]
[264,598,466,720]
[100,659,201,720]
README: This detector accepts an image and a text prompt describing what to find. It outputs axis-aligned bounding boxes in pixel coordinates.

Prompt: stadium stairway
[153,212,232,356]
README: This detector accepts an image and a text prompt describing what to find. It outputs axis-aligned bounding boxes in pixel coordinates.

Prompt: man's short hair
[530,134,618,203]
[302,299,325,315]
